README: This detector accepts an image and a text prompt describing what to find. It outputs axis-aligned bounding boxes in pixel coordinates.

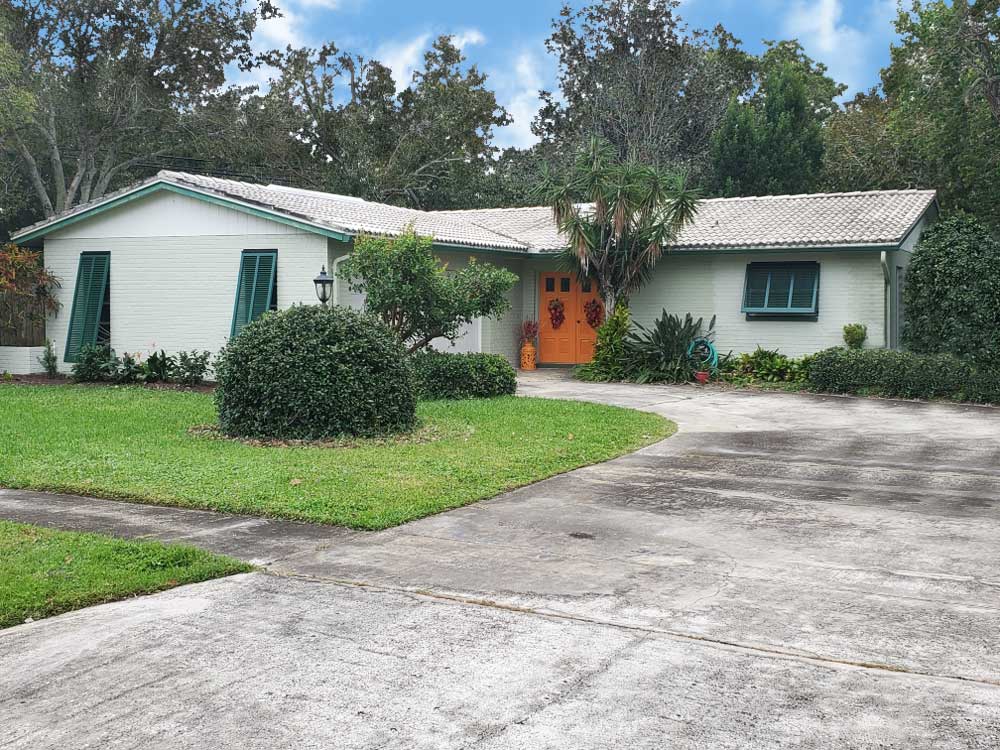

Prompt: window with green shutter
[231,250,277,337]
[742,262,819,317]
[64,252,111,362]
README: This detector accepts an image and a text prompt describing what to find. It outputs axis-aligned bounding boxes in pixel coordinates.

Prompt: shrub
[622,311,714,383]
[842,323,867,350]
[722,347,811,384]
[903,215,1000,366]
[806,347,986,401]
[215,305,416,439]
[114,353,143,384]
[410,350,517,400]
[71,345,117,382]
[141,350,175,383]
[340,230,518,353]
[176,350,212,386]
[37,339,58,377]
[577,306,631,382]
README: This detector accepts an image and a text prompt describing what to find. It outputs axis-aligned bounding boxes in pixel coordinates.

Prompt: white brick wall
[628,251,887,358]
[43,191,327,372]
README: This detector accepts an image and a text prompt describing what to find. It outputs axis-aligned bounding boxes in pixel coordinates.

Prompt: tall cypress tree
[711,63,824,196]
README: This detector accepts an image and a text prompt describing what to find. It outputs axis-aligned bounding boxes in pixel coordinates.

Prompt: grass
[0,520,251,628]
[0,385,673,530]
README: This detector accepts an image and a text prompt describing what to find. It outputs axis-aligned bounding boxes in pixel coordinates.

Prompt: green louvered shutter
[64,252,110,362]
[789,265,819,311]
[231,250,277,337]
[743,266,770,309]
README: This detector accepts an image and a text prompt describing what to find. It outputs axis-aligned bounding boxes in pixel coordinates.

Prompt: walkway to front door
[538,272,601,364]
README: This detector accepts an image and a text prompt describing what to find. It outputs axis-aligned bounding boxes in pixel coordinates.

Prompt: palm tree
[534,137,699,321]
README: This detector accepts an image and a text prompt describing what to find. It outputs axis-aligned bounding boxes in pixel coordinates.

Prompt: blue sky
[250,0,900,148]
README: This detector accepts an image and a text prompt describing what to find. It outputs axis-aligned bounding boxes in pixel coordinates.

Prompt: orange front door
[538,273,603,364]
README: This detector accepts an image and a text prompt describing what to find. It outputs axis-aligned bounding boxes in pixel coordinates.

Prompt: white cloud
[297,0,341,7]
[451,28,486,49]
[491,49,551,150]
[377,33,432,91]
[784,0,895,95]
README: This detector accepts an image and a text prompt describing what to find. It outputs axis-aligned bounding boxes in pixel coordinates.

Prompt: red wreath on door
[548,298,566,329]
[584,299,603,329]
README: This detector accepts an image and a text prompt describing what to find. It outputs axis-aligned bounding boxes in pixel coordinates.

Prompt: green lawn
[0,385,673,529]
[0,520,251,628]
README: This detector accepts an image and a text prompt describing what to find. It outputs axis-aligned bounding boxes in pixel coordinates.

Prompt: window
[231,250,277,337]
[560,277,571,293]
[581,279,592,293]
[742,262,819,316]
[64,252,110,362]
[544,277,555,292]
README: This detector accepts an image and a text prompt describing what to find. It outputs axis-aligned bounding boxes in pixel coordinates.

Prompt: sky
[248,0,901,149]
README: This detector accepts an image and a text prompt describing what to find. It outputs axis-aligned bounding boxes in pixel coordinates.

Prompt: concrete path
[2,372,1000,748]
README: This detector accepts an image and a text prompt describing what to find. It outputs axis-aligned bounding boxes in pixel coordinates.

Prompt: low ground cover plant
[216,305,416,440]
[0,520,249,628]
[411,350,516,400]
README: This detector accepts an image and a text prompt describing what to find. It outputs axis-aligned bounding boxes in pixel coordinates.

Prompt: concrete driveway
[2,371,999,748]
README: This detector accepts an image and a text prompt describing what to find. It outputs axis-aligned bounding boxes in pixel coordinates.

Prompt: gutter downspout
[880,251,890,349]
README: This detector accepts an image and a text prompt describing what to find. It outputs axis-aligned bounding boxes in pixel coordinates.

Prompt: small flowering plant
[519,319,539,345]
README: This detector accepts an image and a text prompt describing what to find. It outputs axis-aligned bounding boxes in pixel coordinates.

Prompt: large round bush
[903,215,1000,365]
[215,305,416,440]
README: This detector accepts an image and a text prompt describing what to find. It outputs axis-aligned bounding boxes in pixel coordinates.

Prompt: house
[7,170,938,374]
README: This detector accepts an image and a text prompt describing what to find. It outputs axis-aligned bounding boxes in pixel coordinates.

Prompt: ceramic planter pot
[520,342,537,371]
[694,370,710,384]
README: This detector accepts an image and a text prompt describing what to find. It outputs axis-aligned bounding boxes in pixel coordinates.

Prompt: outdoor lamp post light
[313,265,334,306]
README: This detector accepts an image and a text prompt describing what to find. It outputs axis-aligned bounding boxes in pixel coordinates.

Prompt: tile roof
[13,170,936,253]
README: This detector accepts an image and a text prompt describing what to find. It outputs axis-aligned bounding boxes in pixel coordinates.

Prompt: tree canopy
[711,62,825,196]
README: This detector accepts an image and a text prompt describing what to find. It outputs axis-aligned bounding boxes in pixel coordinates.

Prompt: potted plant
[519,320,540,370]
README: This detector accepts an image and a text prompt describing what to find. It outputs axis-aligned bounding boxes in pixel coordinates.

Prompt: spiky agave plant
[534,137,699,322]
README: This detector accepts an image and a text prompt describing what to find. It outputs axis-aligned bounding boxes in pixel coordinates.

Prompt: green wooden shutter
[231,250,277,337]
[64,252,110,362]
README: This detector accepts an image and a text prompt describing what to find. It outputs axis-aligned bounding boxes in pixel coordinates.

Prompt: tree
[534,137,698,321]
[754,40,846,120]
[711,63,825,196]
[1,0,277,218]
[820,91,918,192]
[534,0,753,181]
[258,36,510,210]
[902,215,1000,366]
[882,0,1000,226]
[339,230,518,353]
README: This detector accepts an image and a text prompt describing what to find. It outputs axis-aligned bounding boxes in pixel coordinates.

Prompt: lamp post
[313,266,334,307]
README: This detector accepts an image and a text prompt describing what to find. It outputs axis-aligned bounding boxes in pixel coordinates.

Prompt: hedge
[807,347,1000,404]
[410,350,517,400]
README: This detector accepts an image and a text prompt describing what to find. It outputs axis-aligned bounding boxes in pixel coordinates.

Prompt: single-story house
[7,170,938,374]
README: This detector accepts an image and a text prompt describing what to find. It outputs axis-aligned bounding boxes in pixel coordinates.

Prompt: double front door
[538,272,601,364]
